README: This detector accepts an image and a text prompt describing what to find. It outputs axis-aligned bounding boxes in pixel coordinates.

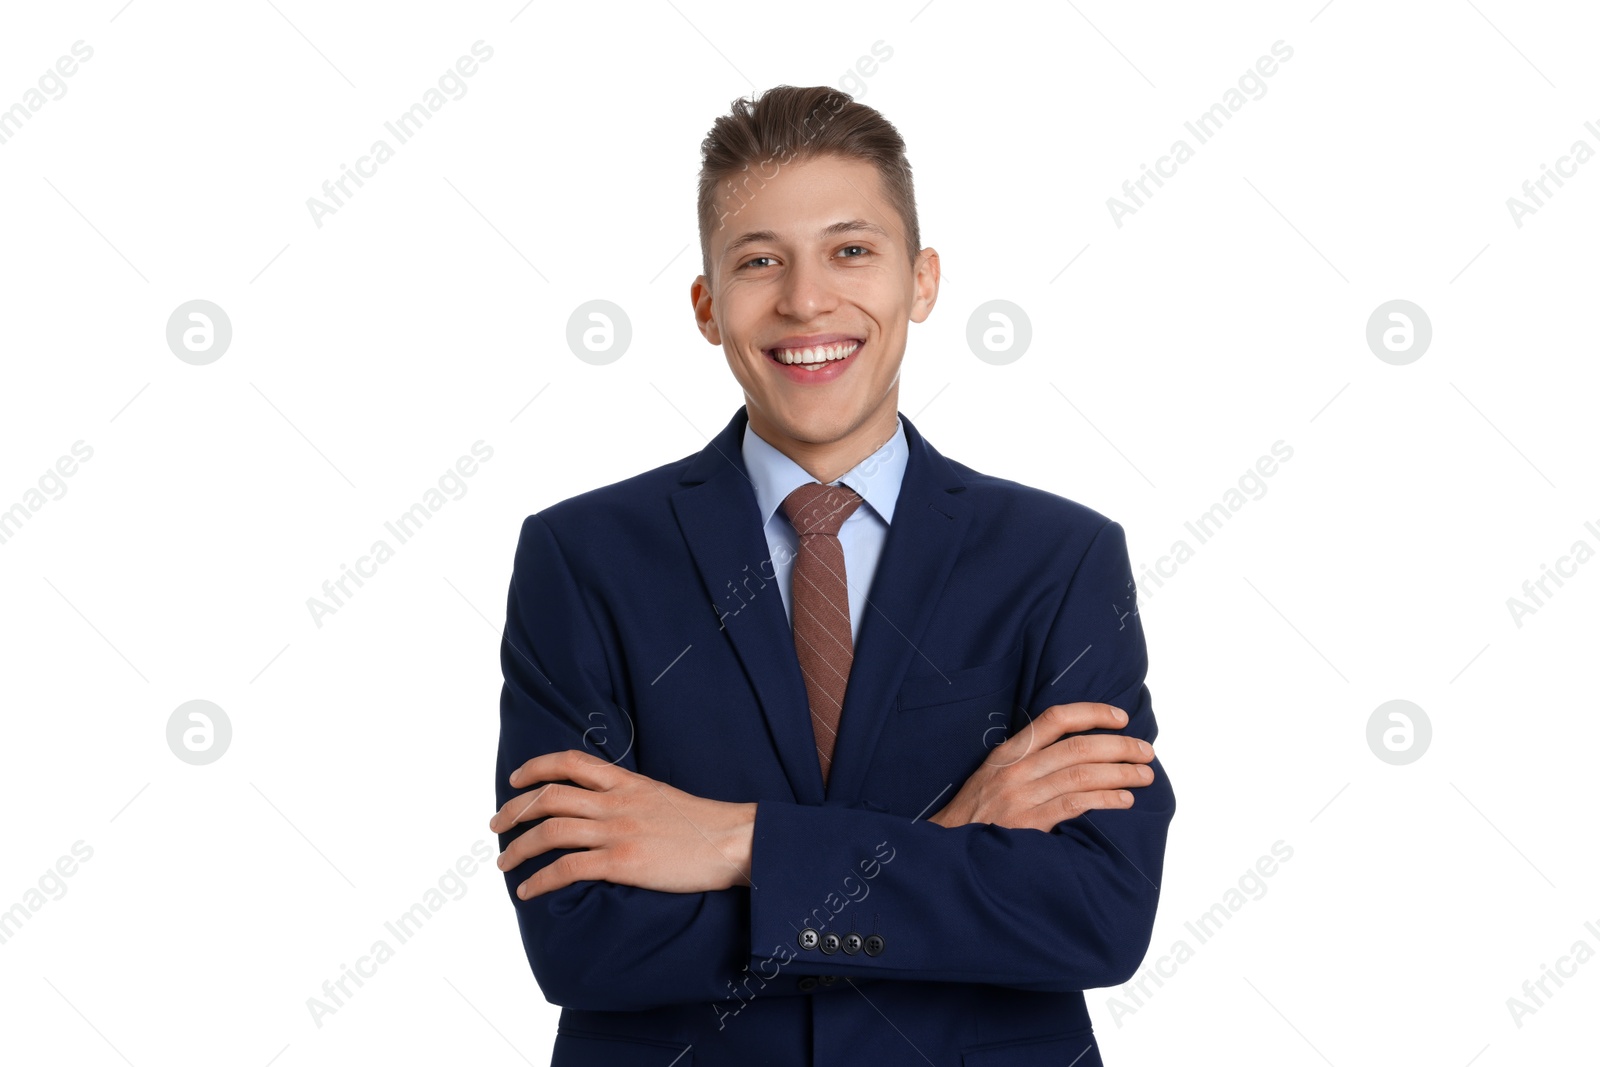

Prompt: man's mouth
[764,339,863,371]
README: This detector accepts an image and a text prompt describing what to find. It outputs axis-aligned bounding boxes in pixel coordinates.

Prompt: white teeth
[769,340,860,365]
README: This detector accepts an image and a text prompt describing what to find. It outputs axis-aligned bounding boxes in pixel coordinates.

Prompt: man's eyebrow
[722,219,891,259]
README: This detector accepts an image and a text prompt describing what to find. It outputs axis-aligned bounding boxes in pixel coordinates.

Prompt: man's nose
[775,257,836,320]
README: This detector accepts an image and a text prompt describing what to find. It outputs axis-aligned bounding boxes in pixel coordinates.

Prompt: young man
[490,85,1174,1067]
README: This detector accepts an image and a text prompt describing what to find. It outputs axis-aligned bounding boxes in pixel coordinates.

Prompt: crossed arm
[492,514,1173,1010]
[489,701,1155,899]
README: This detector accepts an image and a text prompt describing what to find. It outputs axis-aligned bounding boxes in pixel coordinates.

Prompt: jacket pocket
[962,1028,1100,1066]
[897,644,1023,711]
[552,1030,693,1067]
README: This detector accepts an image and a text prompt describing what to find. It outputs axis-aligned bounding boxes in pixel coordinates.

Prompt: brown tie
[781,482,865,787]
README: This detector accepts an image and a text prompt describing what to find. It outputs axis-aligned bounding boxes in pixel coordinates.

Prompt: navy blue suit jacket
[495,405,1175,1067]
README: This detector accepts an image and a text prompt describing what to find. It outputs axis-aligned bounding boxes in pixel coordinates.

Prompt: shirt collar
[742,415,909,530]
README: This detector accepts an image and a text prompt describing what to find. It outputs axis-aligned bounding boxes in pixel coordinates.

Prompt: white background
[1,1,1596,1064]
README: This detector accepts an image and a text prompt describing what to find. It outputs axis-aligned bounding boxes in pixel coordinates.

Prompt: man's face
[691,153,939,455]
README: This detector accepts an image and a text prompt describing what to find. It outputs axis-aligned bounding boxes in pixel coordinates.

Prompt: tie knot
[781,482,864,538]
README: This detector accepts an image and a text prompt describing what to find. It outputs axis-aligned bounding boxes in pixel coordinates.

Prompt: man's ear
[689,275,722,345]
[909,247,941,324]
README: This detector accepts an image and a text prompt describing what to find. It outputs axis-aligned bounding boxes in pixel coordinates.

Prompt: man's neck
[749,407,899,485]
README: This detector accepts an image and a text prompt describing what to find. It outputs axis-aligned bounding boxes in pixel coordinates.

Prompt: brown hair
[696,84,920,279]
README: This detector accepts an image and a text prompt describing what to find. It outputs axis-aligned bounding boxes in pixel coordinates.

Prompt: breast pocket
[897,644,1024,711]
[867,645,1024,812]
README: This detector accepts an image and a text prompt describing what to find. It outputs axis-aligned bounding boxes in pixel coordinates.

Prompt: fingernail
[1120,791,1134,803]
[1138,741,1152,756]
[517,883,530,899]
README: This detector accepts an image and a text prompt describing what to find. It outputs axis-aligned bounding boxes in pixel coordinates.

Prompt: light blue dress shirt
[742,416,910,645]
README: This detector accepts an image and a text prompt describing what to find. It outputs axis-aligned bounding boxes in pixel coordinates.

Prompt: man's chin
[759,402,866,447]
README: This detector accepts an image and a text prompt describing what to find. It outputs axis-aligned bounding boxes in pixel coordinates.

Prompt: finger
[489,781,601,833]
[1036,760,1155,796]
[489,786,552,834]
[1005,702,1127,754]
[1033,734,1154,778]
[1039,787,1136,829]
[1040,701,1132,744]
[518,848,604,900]
[497,816,605,875]
[509,748,618,791]
[987,702,1125,767]
[990,725,1151,778]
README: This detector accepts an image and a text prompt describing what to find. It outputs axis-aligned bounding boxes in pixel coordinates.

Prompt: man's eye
[838,245,870,258]
[740,256,776,270]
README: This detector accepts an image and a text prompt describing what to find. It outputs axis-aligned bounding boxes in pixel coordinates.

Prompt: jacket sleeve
[496,513,859,1013]
[746,519,1175,991]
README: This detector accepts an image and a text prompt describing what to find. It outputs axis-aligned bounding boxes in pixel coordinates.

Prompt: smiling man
[491,85,1175,1066]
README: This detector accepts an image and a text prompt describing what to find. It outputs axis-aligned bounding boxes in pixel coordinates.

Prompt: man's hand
[928,702,1154,832]
[489,749,757,899]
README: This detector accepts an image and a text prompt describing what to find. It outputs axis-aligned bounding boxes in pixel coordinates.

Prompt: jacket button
[842,932,863,955]
[864,934,885,956]
[798,976,818,991]
[798,928,819,950]
[819,932,841,955]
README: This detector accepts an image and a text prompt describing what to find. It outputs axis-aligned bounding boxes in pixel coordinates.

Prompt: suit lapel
[671,407,823,804]
[670,406,971,808]
[826,413,971,802]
